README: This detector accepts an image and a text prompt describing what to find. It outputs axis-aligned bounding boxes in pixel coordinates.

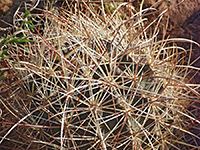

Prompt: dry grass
[0,0,200,149]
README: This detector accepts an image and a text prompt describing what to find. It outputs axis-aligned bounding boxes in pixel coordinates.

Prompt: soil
[144,0,200,83]
[0,0,25,36]
[0,0,13,13]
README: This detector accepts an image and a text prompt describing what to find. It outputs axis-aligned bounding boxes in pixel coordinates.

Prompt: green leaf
[0,49,8,60]
[25,8,31,18]
[19,44,29,51]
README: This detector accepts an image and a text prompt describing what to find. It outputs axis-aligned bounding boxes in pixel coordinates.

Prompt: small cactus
[0,1,200,149]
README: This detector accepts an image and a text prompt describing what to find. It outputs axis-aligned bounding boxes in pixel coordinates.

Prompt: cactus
[0,1,200,149]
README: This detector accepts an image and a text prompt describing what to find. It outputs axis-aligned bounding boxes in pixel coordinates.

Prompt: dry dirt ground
[0,0,24,32]
[145,0,200,83]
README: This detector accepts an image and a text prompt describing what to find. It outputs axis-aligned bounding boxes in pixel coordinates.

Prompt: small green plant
[0,49,8,60]
[0,34,34,54]
[1,35,34,45]
[21,8,39,32]
[0,9,36,54]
